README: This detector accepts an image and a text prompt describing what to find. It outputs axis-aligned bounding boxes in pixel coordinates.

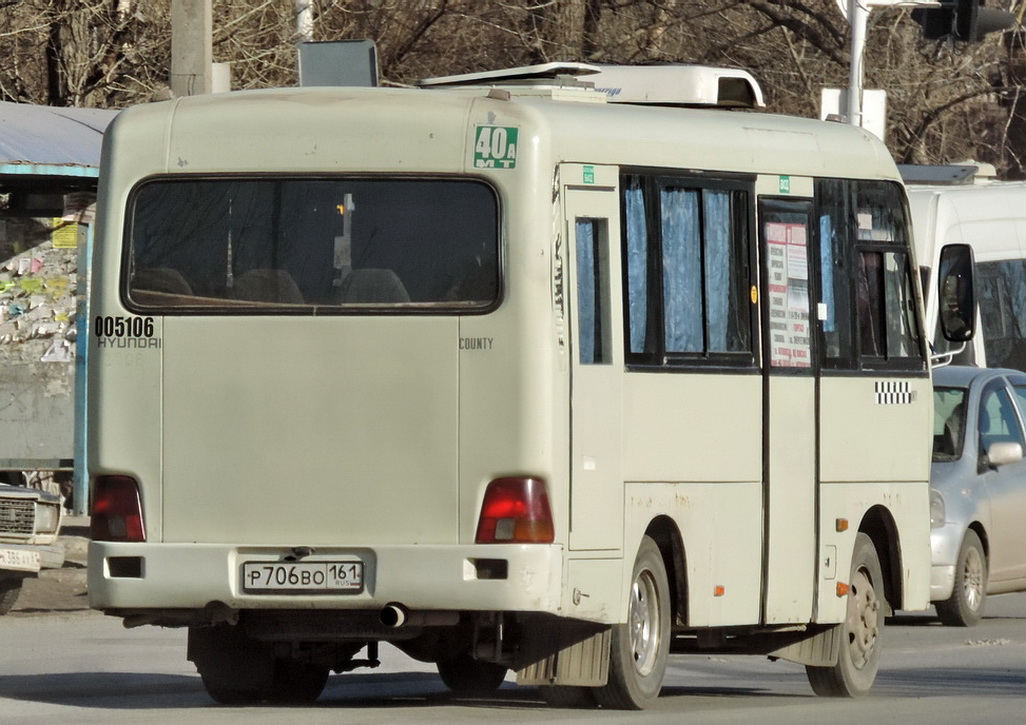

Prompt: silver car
[931,365,1026,626]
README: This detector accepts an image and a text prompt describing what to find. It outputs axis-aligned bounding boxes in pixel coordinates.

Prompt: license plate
[242,561,363,593]
[0,547,41,573]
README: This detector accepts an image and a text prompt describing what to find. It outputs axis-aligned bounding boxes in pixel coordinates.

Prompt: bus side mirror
[937,243,976,343]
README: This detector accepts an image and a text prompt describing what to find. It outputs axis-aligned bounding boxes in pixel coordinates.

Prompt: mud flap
[516,623,611,687]
[767,623,842,667]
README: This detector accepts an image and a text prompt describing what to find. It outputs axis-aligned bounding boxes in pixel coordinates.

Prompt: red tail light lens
[475,477,554,544]
[91,476,146,542]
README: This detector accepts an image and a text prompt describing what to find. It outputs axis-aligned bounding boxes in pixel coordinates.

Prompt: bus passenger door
[759,190,818,623]
[564,167,624,552]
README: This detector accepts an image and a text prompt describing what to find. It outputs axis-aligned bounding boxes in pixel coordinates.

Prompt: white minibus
[87,63,971,708]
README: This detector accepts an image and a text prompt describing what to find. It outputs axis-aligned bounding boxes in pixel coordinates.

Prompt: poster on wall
[766,221,811,368]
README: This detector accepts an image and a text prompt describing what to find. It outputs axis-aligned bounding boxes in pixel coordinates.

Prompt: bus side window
[816,179,924,370]
[622,171,755,368]
[855,251,885,357]
[576,217,610,364]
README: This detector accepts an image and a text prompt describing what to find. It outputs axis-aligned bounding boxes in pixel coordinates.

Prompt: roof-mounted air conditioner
[419,62,765,109]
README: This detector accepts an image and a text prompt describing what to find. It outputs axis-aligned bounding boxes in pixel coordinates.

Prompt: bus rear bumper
[87,541,564,620]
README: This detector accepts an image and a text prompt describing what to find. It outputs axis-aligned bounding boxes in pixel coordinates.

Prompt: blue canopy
[0,101,117,171]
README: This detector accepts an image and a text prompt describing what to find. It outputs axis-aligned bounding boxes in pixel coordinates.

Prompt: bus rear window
[124,177,499,313]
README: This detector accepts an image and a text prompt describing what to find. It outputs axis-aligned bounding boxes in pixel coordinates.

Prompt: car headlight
[34,502,61,535]
[930,489,946,529]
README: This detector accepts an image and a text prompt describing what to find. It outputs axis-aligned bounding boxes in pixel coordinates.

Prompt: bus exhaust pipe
[380,604,460,628]
[380,603,409,628]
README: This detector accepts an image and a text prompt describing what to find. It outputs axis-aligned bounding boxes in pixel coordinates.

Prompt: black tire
[539,685,598,708]
[192,624,328,705]
[0,578,22,615]
[436,655,508,694]
[265,659,330,704]
[200,679,262,706]
[806,532,885,697]
[594,535,670,710]
[201,659,328,705]
[935,530,987,627]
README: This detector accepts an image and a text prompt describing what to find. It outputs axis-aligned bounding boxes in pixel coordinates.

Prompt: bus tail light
[91,476,147,542]
[475,477,554,544]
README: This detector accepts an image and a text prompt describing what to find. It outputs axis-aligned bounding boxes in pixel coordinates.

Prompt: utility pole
[841,0,1017,128]
[170,0,213,97]
[846,0,871,128]
[296,0,314,43]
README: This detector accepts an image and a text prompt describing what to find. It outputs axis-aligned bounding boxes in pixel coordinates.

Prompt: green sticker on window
[583,165,595,184]
[474,126,518,169]
[779,175,791,194]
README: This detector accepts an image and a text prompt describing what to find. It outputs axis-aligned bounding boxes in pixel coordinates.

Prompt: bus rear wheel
[191,624,329,705]
[806,532,884,697]
[594,535,670,710]
[539,685,597,708]
[436,655,507,694]
[199,657,329,705]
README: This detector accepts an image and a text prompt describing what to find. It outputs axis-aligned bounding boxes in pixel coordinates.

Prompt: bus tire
[265,659,330,704]
[200,658,328,705]
[436,655,507,693]
[594,535,670,710]
[935,530,986,627]
[539,685,597,708]
[191,624,328,705]
[806,532,884,697]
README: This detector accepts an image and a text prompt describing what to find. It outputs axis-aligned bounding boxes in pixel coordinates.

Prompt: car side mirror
[983,441,1023,470]
[937,244,976,343]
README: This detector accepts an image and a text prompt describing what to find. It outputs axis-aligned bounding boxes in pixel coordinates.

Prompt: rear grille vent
[0,499,34,535]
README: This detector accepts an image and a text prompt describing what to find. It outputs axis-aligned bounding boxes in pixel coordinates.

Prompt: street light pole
[837,0,948,127]
[847,0,869,126]
[170,0,213,96]
[296,0,314,44]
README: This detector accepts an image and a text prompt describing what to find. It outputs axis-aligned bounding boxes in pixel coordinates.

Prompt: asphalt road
[3,592,1026,725]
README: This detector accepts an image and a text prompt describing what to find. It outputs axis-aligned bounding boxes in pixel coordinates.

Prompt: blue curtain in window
[661,188,702,352]
[819,215,835,333]
[576,219,597,363]
[703,191,731,351]
[625,183,648,354]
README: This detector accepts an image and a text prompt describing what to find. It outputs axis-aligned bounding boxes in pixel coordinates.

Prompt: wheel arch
[967,521,989,559]
[858,505,901,612]
[643,515,687,627]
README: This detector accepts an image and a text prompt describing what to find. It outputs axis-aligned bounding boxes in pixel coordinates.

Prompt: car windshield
[933,386,967,461]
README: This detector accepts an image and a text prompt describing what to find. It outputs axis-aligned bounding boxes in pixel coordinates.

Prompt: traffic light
[911,0,1016,41]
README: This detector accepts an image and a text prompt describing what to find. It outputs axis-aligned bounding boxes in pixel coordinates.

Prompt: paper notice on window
[766,221,811,368]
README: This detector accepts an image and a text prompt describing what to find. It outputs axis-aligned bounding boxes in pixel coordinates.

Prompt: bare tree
[1,0,1024,176]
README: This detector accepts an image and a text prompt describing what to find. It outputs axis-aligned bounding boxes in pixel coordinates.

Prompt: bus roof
[105,84,899,185]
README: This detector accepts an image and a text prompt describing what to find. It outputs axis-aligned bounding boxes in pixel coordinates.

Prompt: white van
[905,163,1026,370]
